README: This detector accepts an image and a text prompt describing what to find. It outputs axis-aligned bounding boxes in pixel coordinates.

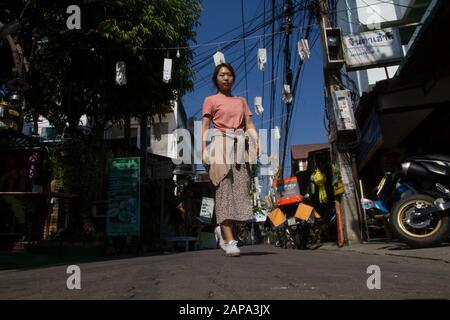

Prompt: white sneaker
[224,240,240,257]
[214,226,226,251]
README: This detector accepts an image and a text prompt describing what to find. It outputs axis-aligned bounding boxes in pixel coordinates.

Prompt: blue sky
[183,0,328,177]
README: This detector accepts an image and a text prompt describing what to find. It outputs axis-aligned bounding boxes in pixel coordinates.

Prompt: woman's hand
[256,139,261,157]
[202,148,208,165]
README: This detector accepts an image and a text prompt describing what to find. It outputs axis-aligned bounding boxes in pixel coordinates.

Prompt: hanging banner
[213,51,226,66]
[254,96,263,115]
[343,28,403,71]
[258,48,267,71]
[163,58,172,83]
[282,85,292,103]
[297,39,310,61]
[115,61,127,86]
[107,157,140,236]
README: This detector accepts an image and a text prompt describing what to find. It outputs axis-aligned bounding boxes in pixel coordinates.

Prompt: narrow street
[1,1,450,309]
[1,243,448,300]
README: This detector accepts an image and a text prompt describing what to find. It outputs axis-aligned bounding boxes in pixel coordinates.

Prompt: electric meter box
[331,89,356,132]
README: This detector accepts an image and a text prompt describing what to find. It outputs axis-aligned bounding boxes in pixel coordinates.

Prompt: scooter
[281,194,322,250]
[390,155,450,248]
[361,171,417,238]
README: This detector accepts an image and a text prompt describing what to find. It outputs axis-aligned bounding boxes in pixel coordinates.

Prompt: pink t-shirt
[202,94,253,131]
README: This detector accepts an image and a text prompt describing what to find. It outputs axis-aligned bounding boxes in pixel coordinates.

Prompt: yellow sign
[295,203,321,221]
[268,208,286,227]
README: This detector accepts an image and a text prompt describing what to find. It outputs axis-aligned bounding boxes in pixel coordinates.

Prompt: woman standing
[202,63,259,257]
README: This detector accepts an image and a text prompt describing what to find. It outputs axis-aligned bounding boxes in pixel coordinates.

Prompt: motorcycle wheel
[391,194,450,248]
[293,230,302,249]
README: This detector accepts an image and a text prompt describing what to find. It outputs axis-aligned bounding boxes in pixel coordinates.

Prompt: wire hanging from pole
[260,0,267,132]
[269,0,276,160]
[241,0,249,102]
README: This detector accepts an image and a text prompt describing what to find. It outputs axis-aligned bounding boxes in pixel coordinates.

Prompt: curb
[317,243,450,263]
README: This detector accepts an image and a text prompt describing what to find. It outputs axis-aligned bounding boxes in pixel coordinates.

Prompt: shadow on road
[386,242,450,251]
[362,240,450,251]
[240,251,277,256]
[0,250,182,271]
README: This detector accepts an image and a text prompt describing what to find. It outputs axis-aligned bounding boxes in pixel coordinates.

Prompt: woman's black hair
[212,63,236,90]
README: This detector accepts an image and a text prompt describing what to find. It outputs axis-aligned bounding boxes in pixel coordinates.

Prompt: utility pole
[280,0,294,177]
[313,0,361,244]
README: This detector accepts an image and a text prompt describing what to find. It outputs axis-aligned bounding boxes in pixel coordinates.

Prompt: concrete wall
[103,99,188,161]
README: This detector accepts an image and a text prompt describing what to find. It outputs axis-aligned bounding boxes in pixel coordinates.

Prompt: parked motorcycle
[361,171,416,238]
[390,155,450,248]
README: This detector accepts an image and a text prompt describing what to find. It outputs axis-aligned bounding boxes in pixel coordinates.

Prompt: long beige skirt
[214,163,254,225]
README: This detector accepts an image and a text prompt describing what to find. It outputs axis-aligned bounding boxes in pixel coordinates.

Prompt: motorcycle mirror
[436,183,450,195]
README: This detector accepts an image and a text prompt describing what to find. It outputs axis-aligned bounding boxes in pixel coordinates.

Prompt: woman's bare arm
[241,97,260,156]
[202,116,211,163]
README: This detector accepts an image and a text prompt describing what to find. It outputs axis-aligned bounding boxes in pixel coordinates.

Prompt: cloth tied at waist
[204,129,257,186]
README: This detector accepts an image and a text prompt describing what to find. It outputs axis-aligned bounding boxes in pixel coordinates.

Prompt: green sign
[107,157,140,236]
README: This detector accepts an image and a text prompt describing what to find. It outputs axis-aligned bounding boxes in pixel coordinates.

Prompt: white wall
[356,0,411,25]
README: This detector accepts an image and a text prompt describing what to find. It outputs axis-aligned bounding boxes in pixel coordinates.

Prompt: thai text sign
[343,28,403,71]
[107,157,140,236]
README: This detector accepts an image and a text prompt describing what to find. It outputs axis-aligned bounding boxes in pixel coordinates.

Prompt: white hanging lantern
[274,126,281,140]
[115,61,127,86]
[297,39,310,62]
[254,96,264,115]
[163,58,172,83]
[282,84,293,103]
[258,48,267,71]
[213,51,226,66]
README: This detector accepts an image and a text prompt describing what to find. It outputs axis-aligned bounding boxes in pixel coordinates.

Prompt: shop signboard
[107,157,140,236]
[343,28,403,71]
[200,197,214,219]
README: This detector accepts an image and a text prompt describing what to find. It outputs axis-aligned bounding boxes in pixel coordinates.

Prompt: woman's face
[216,66,234,92]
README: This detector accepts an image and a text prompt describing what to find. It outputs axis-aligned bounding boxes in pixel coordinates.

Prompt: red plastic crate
[272,177,302,207]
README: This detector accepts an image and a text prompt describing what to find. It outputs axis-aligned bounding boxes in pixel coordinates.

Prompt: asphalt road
[0,244,449,300]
